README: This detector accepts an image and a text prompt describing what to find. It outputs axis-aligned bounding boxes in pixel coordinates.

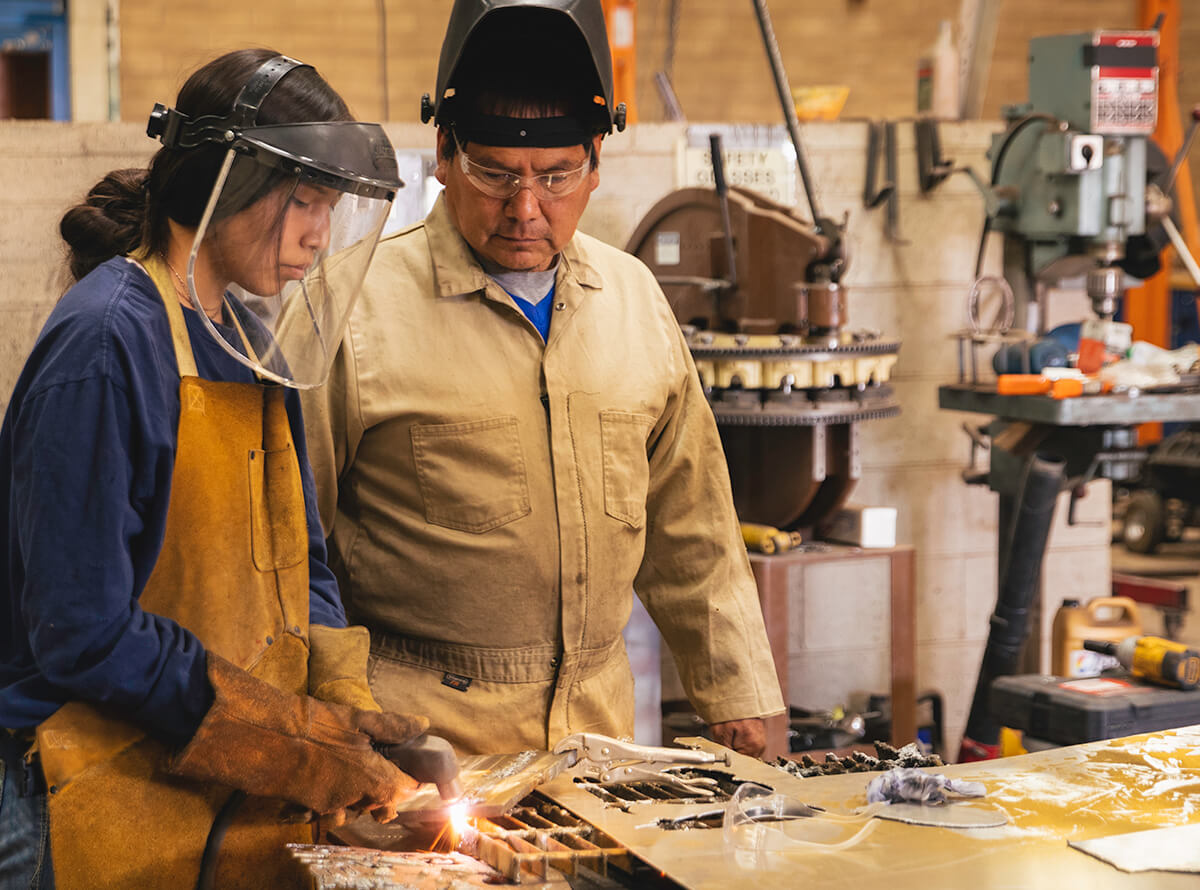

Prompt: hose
[974,113,1059,280]
[195,790,246,890]
[961,452,1065,754]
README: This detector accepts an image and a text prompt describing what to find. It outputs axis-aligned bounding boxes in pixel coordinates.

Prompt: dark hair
[59,48,351,282]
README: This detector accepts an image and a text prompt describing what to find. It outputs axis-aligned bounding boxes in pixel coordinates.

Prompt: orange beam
[1126,0,1175,354]
[602,0,638,124]
[1129,0,1196,444]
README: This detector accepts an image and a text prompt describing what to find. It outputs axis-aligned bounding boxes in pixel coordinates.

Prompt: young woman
[0,49,428,889]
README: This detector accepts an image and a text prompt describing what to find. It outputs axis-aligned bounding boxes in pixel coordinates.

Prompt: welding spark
[448,801,471,838]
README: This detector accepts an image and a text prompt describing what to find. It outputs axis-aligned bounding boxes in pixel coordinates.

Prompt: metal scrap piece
[288,844,525,889]
[772,740,944,778]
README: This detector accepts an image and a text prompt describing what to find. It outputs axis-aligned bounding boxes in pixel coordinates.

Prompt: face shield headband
[449,109,596,148]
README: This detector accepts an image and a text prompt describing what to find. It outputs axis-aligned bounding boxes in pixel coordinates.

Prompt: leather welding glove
[169,653,429,822]
[307,624,381,711]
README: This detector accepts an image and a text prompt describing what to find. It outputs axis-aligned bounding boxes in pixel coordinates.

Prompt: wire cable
[974,112,1059,279]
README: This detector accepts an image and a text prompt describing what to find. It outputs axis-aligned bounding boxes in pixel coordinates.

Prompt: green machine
[987,29,1160,324]
[935,27,1200,762]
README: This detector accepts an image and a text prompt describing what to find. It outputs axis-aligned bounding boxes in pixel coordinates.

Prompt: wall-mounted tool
[864,120,905,243]
[915,117,991,200]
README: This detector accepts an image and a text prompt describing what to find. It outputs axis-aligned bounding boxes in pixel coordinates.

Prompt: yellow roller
[741,522,794,554]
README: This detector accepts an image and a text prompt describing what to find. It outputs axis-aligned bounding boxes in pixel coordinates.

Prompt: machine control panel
[1089,32,1158,135]
[1028,30,1158,136]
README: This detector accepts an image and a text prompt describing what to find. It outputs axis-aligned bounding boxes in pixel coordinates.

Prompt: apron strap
[132,253,265,382]
[136,253,199,379]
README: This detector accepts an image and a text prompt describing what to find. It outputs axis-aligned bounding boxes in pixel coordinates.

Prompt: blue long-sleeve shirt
[0,257,344,744]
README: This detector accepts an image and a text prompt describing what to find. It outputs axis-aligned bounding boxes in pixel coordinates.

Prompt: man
[301,0,784,757]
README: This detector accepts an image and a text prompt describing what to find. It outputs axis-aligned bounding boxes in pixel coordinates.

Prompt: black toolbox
[990,673,1200,746]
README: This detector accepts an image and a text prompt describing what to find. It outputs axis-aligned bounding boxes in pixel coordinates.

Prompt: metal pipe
[709,134,738,293]
[749,0,824,229]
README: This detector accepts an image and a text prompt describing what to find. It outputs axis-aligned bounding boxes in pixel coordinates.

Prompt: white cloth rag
[866,767,986,805]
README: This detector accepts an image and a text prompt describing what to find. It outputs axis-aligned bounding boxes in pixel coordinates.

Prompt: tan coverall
[302,196,785,754]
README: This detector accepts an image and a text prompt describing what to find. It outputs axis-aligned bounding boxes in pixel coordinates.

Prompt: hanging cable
[377,0,390,120]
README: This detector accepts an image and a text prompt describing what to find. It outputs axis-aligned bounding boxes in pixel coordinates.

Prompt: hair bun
[60,169,150,281]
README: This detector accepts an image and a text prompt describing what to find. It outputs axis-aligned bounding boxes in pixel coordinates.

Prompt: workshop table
[539,725,1200,889]
[750,545,916,758]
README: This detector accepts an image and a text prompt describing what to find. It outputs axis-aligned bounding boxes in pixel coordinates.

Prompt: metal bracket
[864,120,906,243]
[962,422,991,486]
[916,118,954,193]
[916,118,991,203]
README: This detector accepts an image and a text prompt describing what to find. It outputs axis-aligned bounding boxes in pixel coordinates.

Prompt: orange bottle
[1052,597,1143,678]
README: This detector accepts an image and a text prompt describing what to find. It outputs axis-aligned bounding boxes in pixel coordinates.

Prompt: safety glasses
[456,135,592,200]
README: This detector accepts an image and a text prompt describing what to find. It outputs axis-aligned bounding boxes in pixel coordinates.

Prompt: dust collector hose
[961,452,1066,755]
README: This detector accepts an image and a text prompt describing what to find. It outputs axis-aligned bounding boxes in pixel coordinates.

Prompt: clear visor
[186,148,394,389]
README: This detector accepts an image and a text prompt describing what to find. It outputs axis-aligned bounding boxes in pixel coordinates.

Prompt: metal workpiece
[291,846,530,889]
[534,731,1200,888]
[357,749,573,824]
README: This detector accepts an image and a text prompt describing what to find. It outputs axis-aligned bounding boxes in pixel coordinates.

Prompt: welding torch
[376,733,464,801]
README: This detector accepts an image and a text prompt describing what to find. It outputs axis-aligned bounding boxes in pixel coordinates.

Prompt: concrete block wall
[0,119,1112,758]
[0,122,153,402]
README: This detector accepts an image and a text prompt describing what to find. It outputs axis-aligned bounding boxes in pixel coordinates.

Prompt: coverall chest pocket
[600,410,655,529]
[411,416,531,533]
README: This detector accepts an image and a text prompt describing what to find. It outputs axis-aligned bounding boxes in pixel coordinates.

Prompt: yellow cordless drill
[1083,636,1200,690]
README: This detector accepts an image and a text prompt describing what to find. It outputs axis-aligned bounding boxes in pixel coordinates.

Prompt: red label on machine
[1092,33,1157,134]
[1058,677,1135,695]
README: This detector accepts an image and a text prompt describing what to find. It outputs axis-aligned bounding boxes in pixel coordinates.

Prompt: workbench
[750,545,916,758]
[538,726,1200,888]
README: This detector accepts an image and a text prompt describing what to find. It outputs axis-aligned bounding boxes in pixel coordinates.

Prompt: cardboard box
[822,504,896,548]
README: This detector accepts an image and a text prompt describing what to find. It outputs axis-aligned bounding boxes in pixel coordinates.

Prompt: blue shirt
[508,285,555,342]
[0,258,344,743]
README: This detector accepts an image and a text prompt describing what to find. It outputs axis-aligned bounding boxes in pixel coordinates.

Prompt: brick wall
[114,0,1200,125]
[112,1,1200,232]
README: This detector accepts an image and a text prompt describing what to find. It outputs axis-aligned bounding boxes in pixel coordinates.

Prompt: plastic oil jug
[1052,596,1143,678]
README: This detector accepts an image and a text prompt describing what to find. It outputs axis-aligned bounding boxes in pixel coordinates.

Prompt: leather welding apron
[35,257,314,889]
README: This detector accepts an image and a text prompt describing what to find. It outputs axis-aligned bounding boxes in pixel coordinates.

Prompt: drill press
[939,27,1200,760]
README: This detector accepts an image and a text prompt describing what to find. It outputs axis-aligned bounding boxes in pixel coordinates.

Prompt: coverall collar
[424,193,603,300]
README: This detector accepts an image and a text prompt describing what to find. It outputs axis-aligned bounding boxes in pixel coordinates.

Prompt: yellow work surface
[538,727,1200,889]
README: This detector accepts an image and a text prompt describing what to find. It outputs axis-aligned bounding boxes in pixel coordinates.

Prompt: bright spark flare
[448,801,471,838]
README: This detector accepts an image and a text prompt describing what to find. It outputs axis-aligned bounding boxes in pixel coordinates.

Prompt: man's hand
[710,718,767,758]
